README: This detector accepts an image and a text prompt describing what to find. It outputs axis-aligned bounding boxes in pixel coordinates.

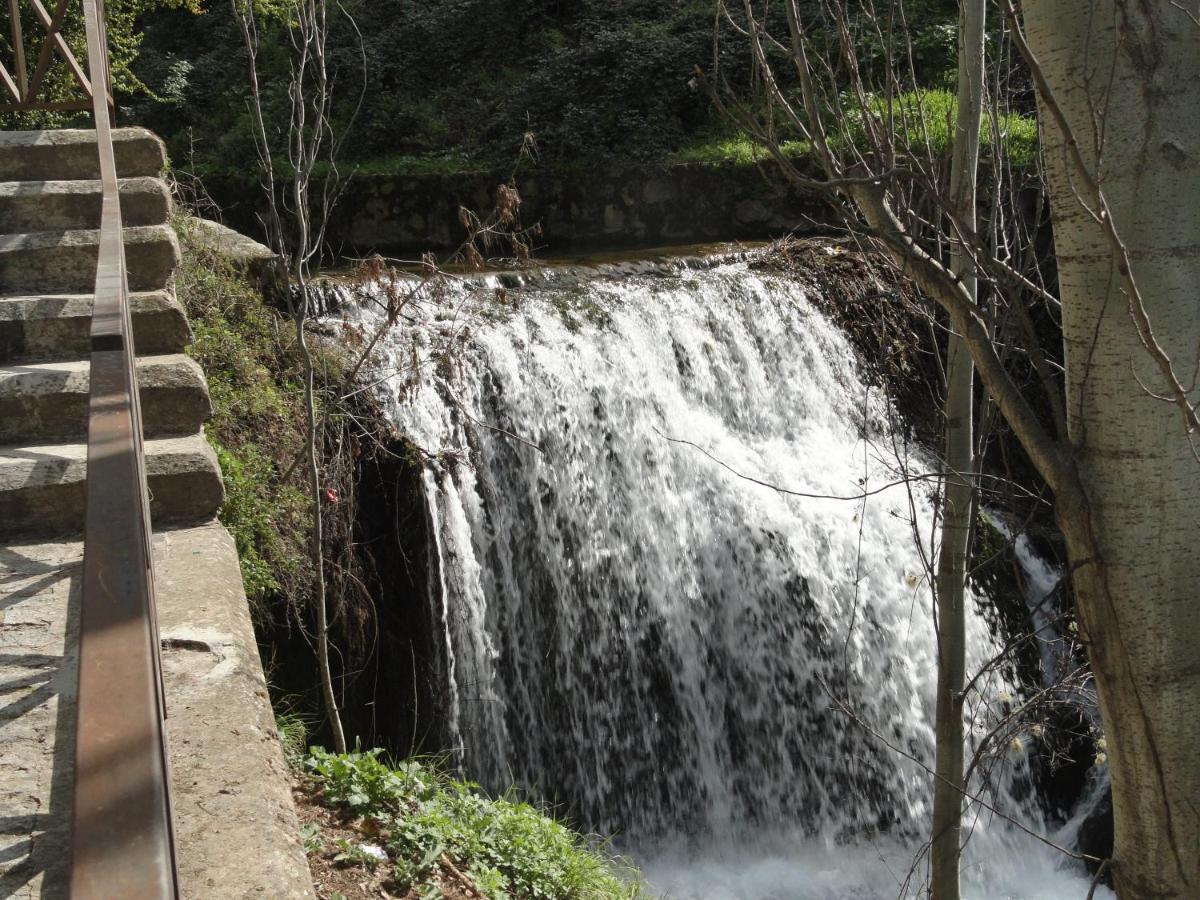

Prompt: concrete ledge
[186,217,286,305]
[156,522,315,899]
[0,524,315,898]
[0,291,192,363]
[0,129,167,181]
[0,432,224,538]
[0,535,79,899]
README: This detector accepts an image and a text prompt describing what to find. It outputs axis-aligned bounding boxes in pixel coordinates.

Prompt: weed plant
[305,747,648,899]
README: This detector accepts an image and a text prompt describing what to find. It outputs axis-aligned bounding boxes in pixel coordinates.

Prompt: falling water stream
[345,253,1108,899]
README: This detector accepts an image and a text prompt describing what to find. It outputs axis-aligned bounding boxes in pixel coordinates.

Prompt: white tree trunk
[1021,3,1200,896]
[930,3,986,898]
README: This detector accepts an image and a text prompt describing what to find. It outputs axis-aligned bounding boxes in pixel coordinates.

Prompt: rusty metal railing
[52,1,179,897]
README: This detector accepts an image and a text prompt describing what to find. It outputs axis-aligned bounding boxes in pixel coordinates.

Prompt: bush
[175,217,314,622]
[303,748,647,899]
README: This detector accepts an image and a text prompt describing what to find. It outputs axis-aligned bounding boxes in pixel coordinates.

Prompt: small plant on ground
[306,746,411,816]
[301,747,648,899]
[275,711,310,769]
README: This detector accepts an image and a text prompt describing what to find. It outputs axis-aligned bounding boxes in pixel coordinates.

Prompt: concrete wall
[204,161,834,257]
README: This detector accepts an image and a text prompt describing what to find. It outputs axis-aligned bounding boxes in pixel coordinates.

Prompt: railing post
[7,0,28,100]
[1,0,96,111]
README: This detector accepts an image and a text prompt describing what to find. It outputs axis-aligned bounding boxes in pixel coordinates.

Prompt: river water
[346,254,1109,898]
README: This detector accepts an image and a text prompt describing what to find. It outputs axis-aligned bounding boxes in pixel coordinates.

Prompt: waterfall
[347,256,1109,899]
[981,511,1112,864]
[981,510,1070,689]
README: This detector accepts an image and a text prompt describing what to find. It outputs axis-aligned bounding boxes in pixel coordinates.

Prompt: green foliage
[212,442,302,603]
[676,90,1037,171]
[845,0,960,86]
[122,0,1011,182]
[306,746,410,815]
[299,821,324,855]
[175,217,313,621]
[276,711,311,769]
[131,0,725,169]
[671,133,809,167]
[0,0,198,130]
[304,749,647,899]
[856,88,1039,168]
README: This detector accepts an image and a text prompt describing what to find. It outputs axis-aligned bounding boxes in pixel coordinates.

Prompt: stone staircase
[0,129,313,898]
[0,128,223,537]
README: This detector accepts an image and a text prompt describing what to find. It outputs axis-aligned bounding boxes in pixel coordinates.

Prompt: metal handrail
[65,0,179,896]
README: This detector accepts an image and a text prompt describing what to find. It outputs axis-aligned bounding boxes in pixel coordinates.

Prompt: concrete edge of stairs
[0,353,212,443]
[0,225,180,294]
[0,177,171,232]
[0,522,317,899]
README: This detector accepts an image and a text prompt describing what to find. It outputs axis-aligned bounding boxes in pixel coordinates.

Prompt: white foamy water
[344,258,1109,899]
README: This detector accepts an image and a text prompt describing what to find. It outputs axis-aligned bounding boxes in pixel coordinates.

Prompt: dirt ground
[292,779,482,900]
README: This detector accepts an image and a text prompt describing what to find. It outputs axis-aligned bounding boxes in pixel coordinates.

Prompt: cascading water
[982,511,1112,863]
[344,254,1109,898]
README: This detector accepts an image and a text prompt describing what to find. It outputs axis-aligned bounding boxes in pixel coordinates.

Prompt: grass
[671,133,809,166]
[276,711,311,769]
[303,747,649,899]
[861,88,1040,168]
[671,88,1039,170]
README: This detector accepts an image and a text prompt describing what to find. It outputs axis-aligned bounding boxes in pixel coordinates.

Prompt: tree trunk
[1021,3,1200,896]
[930,4,986,898]
[297,292,346,755]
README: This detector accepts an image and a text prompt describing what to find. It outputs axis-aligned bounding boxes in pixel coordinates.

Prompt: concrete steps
[0,353,211,443]
[0,290,191,362]
[0,176,171,231]
[0,127,166,180]
[0,127,315,900]
[0,225,180,293]
[0,432,224,538]
[0,127,220,536]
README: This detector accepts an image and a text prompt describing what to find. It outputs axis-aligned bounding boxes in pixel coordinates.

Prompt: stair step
[0,431,224,538]
[0,291,191,362]
[0,177,171,232]
[0,128,166,181]
[0,224,180,294]
[0,354,210,443]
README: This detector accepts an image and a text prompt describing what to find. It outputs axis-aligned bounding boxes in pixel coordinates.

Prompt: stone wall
[204,161,834,257]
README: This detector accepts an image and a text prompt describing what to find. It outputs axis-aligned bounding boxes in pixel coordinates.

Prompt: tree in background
[930,3,986,896]
[0,0,198,128]
[232,0,367,754]
[128,0,720,168]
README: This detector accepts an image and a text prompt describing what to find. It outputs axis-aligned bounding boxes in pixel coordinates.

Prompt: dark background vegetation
[126,0,959,174]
